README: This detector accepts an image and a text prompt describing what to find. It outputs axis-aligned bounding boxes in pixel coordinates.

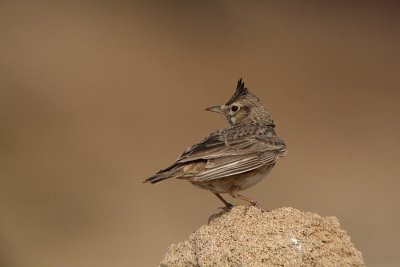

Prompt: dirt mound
[160,206,364,266]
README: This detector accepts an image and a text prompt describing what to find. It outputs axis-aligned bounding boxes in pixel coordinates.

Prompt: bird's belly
[233,164,274,191]
[191,164,274,193]
[191,177,236,193]
[235,166,271,190]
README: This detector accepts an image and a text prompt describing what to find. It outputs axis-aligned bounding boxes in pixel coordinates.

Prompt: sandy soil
[161,206,365,266]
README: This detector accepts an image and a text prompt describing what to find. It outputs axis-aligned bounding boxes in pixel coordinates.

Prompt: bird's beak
[205,105,223,113]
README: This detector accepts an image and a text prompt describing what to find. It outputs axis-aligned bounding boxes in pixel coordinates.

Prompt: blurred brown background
[1,1,399,266]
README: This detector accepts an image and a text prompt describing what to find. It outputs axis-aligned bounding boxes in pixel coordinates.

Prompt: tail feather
[143,170,176,184]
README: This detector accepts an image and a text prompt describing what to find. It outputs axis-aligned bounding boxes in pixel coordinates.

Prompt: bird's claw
[244,200,268,213]
[218,202,234,211]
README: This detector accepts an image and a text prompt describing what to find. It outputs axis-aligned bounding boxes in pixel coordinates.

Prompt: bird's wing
[176,131,286,181]
[191,150,277,181]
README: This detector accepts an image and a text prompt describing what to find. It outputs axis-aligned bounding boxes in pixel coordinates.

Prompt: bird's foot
[244,200,269,213]
[218,202,234,211]
[249,200,260,208]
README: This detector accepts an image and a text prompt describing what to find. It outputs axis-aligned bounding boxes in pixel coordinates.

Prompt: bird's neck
[245,107,274,126]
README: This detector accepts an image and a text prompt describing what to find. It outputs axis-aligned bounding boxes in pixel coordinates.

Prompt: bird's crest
[226,78,256,105]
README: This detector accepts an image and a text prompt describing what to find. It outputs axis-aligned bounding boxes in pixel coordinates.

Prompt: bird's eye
[231,105,239,112]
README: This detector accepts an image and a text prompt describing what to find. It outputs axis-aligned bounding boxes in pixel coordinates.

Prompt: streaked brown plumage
[144,79,287,208]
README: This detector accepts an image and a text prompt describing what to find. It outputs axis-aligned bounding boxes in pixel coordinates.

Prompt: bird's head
[206,79,273,126]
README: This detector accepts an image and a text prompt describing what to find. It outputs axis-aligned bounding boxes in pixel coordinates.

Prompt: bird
[144,79,287,209]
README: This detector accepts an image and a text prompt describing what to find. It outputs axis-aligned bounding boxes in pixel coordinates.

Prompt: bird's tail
[143,170,176,184]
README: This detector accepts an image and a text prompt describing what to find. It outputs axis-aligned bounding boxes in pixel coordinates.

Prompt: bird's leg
[213,192,234,210]
[229,188,259,207]
[233,194,261,209]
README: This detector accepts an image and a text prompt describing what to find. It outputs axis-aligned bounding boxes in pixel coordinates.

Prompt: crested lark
[144,79,286,209]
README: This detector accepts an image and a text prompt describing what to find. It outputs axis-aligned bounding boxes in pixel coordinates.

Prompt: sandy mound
[160,206,365,266]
